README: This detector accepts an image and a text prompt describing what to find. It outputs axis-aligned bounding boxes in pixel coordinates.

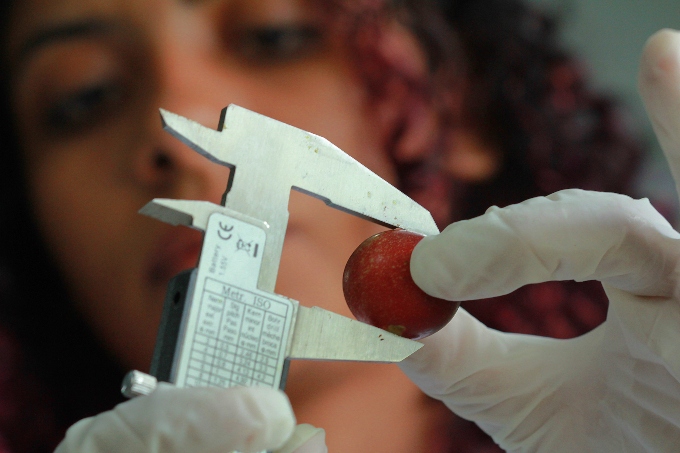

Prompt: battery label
[173,212,295,390]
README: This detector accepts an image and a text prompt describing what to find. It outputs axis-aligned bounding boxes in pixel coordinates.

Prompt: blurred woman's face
[8,0,464,452]
[6,0,444,450]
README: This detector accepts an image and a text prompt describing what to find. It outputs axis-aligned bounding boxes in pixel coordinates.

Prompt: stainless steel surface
[121,370,158,398]
[136,106,433,394]
[142,199,423,363]
[127,105,435,453]
[288,306,423,361]
[140,198,269,234]
[160,106,439,293]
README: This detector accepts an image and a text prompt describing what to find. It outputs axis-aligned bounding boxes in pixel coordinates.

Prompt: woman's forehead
[7,0,151,60]
[5,0,325,65]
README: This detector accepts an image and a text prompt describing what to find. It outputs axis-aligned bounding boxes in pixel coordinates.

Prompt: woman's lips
[146,227,204,286]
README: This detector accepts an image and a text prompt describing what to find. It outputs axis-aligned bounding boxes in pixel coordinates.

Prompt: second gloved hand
[54,384,327,453]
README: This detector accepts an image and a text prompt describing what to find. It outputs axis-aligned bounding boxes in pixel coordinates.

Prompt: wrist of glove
[54,384,326,453]
[401,28,680,453]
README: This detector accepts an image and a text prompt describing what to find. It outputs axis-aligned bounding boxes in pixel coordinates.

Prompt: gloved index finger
[639,29,680,198]
[410,189,680,301]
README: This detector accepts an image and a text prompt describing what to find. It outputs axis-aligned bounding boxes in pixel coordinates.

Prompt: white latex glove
[402,29,680,452]
[54,384,326,453]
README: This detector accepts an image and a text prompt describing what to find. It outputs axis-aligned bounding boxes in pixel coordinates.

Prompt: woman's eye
[234,24,323,63]
[45,80,125,133]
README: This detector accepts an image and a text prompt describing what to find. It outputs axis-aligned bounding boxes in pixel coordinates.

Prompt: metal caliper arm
[159,106,439,293]
[140,199,422,365]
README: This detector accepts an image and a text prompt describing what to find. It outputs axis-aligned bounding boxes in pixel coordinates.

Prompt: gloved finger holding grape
[400,29,680,452]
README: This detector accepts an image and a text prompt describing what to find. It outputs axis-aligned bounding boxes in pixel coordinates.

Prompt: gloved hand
[401,29,680,452]
[54,384,327,453]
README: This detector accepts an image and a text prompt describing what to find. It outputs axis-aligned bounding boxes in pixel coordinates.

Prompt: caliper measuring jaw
[123,105,439,450]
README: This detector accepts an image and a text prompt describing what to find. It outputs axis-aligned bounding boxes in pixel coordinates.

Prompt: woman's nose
[131,14,237,204]
[131,129,231,204]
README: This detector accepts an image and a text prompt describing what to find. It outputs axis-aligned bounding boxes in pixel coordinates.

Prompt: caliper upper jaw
[139,198,270,235]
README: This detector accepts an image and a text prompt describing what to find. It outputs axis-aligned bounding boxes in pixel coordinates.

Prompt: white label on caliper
[173,212,295,390]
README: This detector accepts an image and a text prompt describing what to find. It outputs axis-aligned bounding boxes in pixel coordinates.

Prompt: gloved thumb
[639,29,680,193]
[410,189,680,301]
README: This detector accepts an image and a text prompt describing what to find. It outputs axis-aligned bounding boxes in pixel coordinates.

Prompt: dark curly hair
[343,1,641,451]
[0,0,643,452]
[375,0,640,223]
[443,0,640,217]
[434,1,640,449]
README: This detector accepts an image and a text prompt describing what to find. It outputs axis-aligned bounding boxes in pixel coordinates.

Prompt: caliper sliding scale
[122,105,440,442]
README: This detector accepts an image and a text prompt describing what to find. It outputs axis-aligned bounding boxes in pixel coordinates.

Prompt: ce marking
[218,222,234,240]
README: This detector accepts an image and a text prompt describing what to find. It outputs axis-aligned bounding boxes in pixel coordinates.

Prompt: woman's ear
[362,15,439,162]
[445,127,500,183]
[364,20,446,162]
[372,20,499,183]
[353,4,499,184]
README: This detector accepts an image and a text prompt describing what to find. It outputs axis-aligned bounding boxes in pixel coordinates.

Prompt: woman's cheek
[23,141,161,367]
